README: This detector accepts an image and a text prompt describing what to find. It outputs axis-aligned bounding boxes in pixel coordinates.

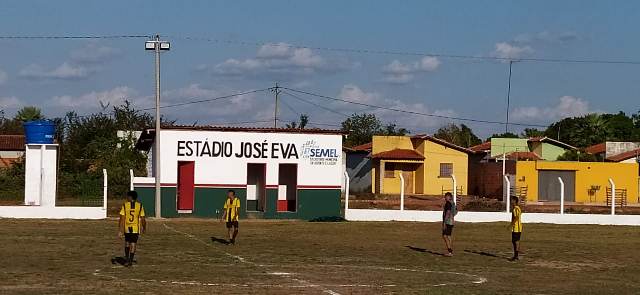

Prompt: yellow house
[516,161,639,204]
[370,135,469,195]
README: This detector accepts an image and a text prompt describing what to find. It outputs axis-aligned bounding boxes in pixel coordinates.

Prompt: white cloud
[161,84,265,120]
[70,42,121,64]
[382,57,441,84]
[204,42,353,80]
[0,70,7,85]
[0,96,23,109]
[511,95,591,121]
[19,62,93,80]
[334,84,455,131]
[513,31,579,45]
[492,42,534,60]
[50,86,138,111]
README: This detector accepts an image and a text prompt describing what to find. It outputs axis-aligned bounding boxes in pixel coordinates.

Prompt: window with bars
[384,163,396,178]
[439,163,453,177]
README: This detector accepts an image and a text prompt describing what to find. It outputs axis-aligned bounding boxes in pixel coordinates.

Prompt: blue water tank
[23,120,56,144]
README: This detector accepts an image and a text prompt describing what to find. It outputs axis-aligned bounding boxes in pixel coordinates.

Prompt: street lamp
[145,35,170,218]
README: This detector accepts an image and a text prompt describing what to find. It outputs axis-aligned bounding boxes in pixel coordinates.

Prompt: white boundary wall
[345,209,640,226]
[0,206,106,219]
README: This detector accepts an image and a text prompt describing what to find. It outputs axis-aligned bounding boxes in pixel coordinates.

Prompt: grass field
[1,219,639,294]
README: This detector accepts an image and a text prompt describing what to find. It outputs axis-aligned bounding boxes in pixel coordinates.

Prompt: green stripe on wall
[135,186,341,220]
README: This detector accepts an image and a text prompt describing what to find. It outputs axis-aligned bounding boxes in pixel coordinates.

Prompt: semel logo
[301,140,339,166]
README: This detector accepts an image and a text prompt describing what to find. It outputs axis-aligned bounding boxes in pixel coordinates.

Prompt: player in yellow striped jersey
[510,196,523,261]
[118,191,146,267]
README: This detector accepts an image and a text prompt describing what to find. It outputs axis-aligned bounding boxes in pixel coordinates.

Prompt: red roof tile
[0,135,25,151]
[469,141,491,152]
[371,149,425,160]
[585,143,606,154]
[351,142,372,152]
[607,148,640,162]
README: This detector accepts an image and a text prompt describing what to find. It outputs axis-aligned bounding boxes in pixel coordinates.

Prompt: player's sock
[129,252,135,263]
[125,246,130,258]
[514,250,519,259]
[447,248,452,253]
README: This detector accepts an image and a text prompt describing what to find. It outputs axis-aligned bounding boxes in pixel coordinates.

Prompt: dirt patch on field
[528,259,607,272]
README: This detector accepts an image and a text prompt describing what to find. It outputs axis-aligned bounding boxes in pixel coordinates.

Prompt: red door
[177,161,195,211]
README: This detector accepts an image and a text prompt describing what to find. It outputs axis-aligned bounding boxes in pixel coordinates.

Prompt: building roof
[585,143,606,154]
[156,125,344,134]
[350,142,372,152]
[528,136,577,150]
[0,135,25,151]
[413,135,474,154]
[469,141,491,152]
[491,151,542,161]
[136,125,344,151]
[607,148,640,162]
[370,149,425,160]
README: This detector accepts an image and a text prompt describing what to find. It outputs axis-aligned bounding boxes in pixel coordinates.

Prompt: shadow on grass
[211,237,230,245]
[464,249,511,260]
[405,245,446,256]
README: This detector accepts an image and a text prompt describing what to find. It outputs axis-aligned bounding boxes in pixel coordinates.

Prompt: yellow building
[516,161,639,204]
[370,135,469,195]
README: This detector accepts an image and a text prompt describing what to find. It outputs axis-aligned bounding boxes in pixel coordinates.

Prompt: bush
[463,197,505,212]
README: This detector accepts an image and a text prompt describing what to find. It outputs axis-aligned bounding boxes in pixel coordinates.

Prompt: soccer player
[442,192,457,257]
[118,191,146,267]
[221,190,240,245]
[510,196,523,261]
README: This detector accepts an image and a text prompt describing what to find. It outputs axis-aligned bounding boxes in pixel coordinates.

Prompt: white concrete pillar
[558,177,565,215]
[399,173,405,211]
[609,178,616,215]
[343,171,350,211]
[504,175,511,213]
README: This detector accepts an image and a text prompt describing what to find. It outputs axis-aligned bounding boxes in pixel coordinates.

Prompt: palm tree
[14,106,44,122]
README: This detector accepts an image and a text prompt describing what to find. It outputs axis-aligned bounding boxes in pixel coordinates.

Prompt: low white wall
[345,209,640,226]
[0,206,106,219]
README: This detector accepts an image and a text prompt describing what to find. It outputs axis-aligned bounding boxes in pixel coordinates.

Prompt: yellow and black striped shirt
[511,205,523,233]
[119,201,145,234]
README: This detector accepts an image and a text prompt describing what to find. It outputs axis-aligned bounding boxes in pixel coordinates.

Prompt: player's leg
[124,241,130,259]
[128,242,136,265]
[226,222,233,243]
[231,222,239,244]
[511,233,520,260]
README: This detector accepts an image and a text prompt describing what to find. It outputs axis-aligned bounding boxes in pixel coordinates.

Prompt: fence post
[129,169,134,191]
[558,177,565,215]
[609,178,616,215]
[399,173,405,211]
[343,171,350,212]
[450,174,457,207]
[103,169,108,210]
[504,175,511,213]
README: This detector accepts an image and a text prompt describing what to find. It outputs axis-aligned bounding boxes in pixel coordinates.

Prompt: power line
[172,35,640,65]
[282,86,549,128]
[278,96,301,116]
[0,35,152,40]
[281,90,349,117]
[138,88,270,111]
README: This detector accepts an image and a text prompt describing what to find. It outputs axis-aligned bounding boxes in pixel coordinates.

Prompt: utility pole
[145,35,170,218]
[272,83,281,128]
[505,60,513,134]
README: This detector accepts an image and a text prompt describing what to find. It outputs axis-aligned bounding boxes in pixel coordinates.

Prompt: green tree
[487,132,519,141]
[521,128,545,138]
[341,113,410,146]
[14,106,44,122]
[434,123,482,147]
[285,114,309,129]
[557,150,600,162]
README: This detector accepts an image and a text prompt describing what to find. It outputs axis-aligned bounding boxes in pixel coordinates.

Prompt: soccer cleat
[444,252,453,257]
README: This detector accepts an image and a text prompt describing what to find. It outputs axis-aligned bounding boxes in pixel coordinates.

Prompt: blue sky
[1,1,639,137]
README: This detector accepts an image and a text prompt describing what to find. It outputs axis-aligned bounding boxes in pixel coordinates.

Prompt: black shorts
[512,232,522,242]
[226,221,239,229]
[442,224,454,236]
[124,233,139,243]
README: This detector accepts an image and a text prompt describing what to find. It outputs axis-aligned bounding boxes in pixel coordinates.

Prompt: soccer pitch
[1,219,639,294]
